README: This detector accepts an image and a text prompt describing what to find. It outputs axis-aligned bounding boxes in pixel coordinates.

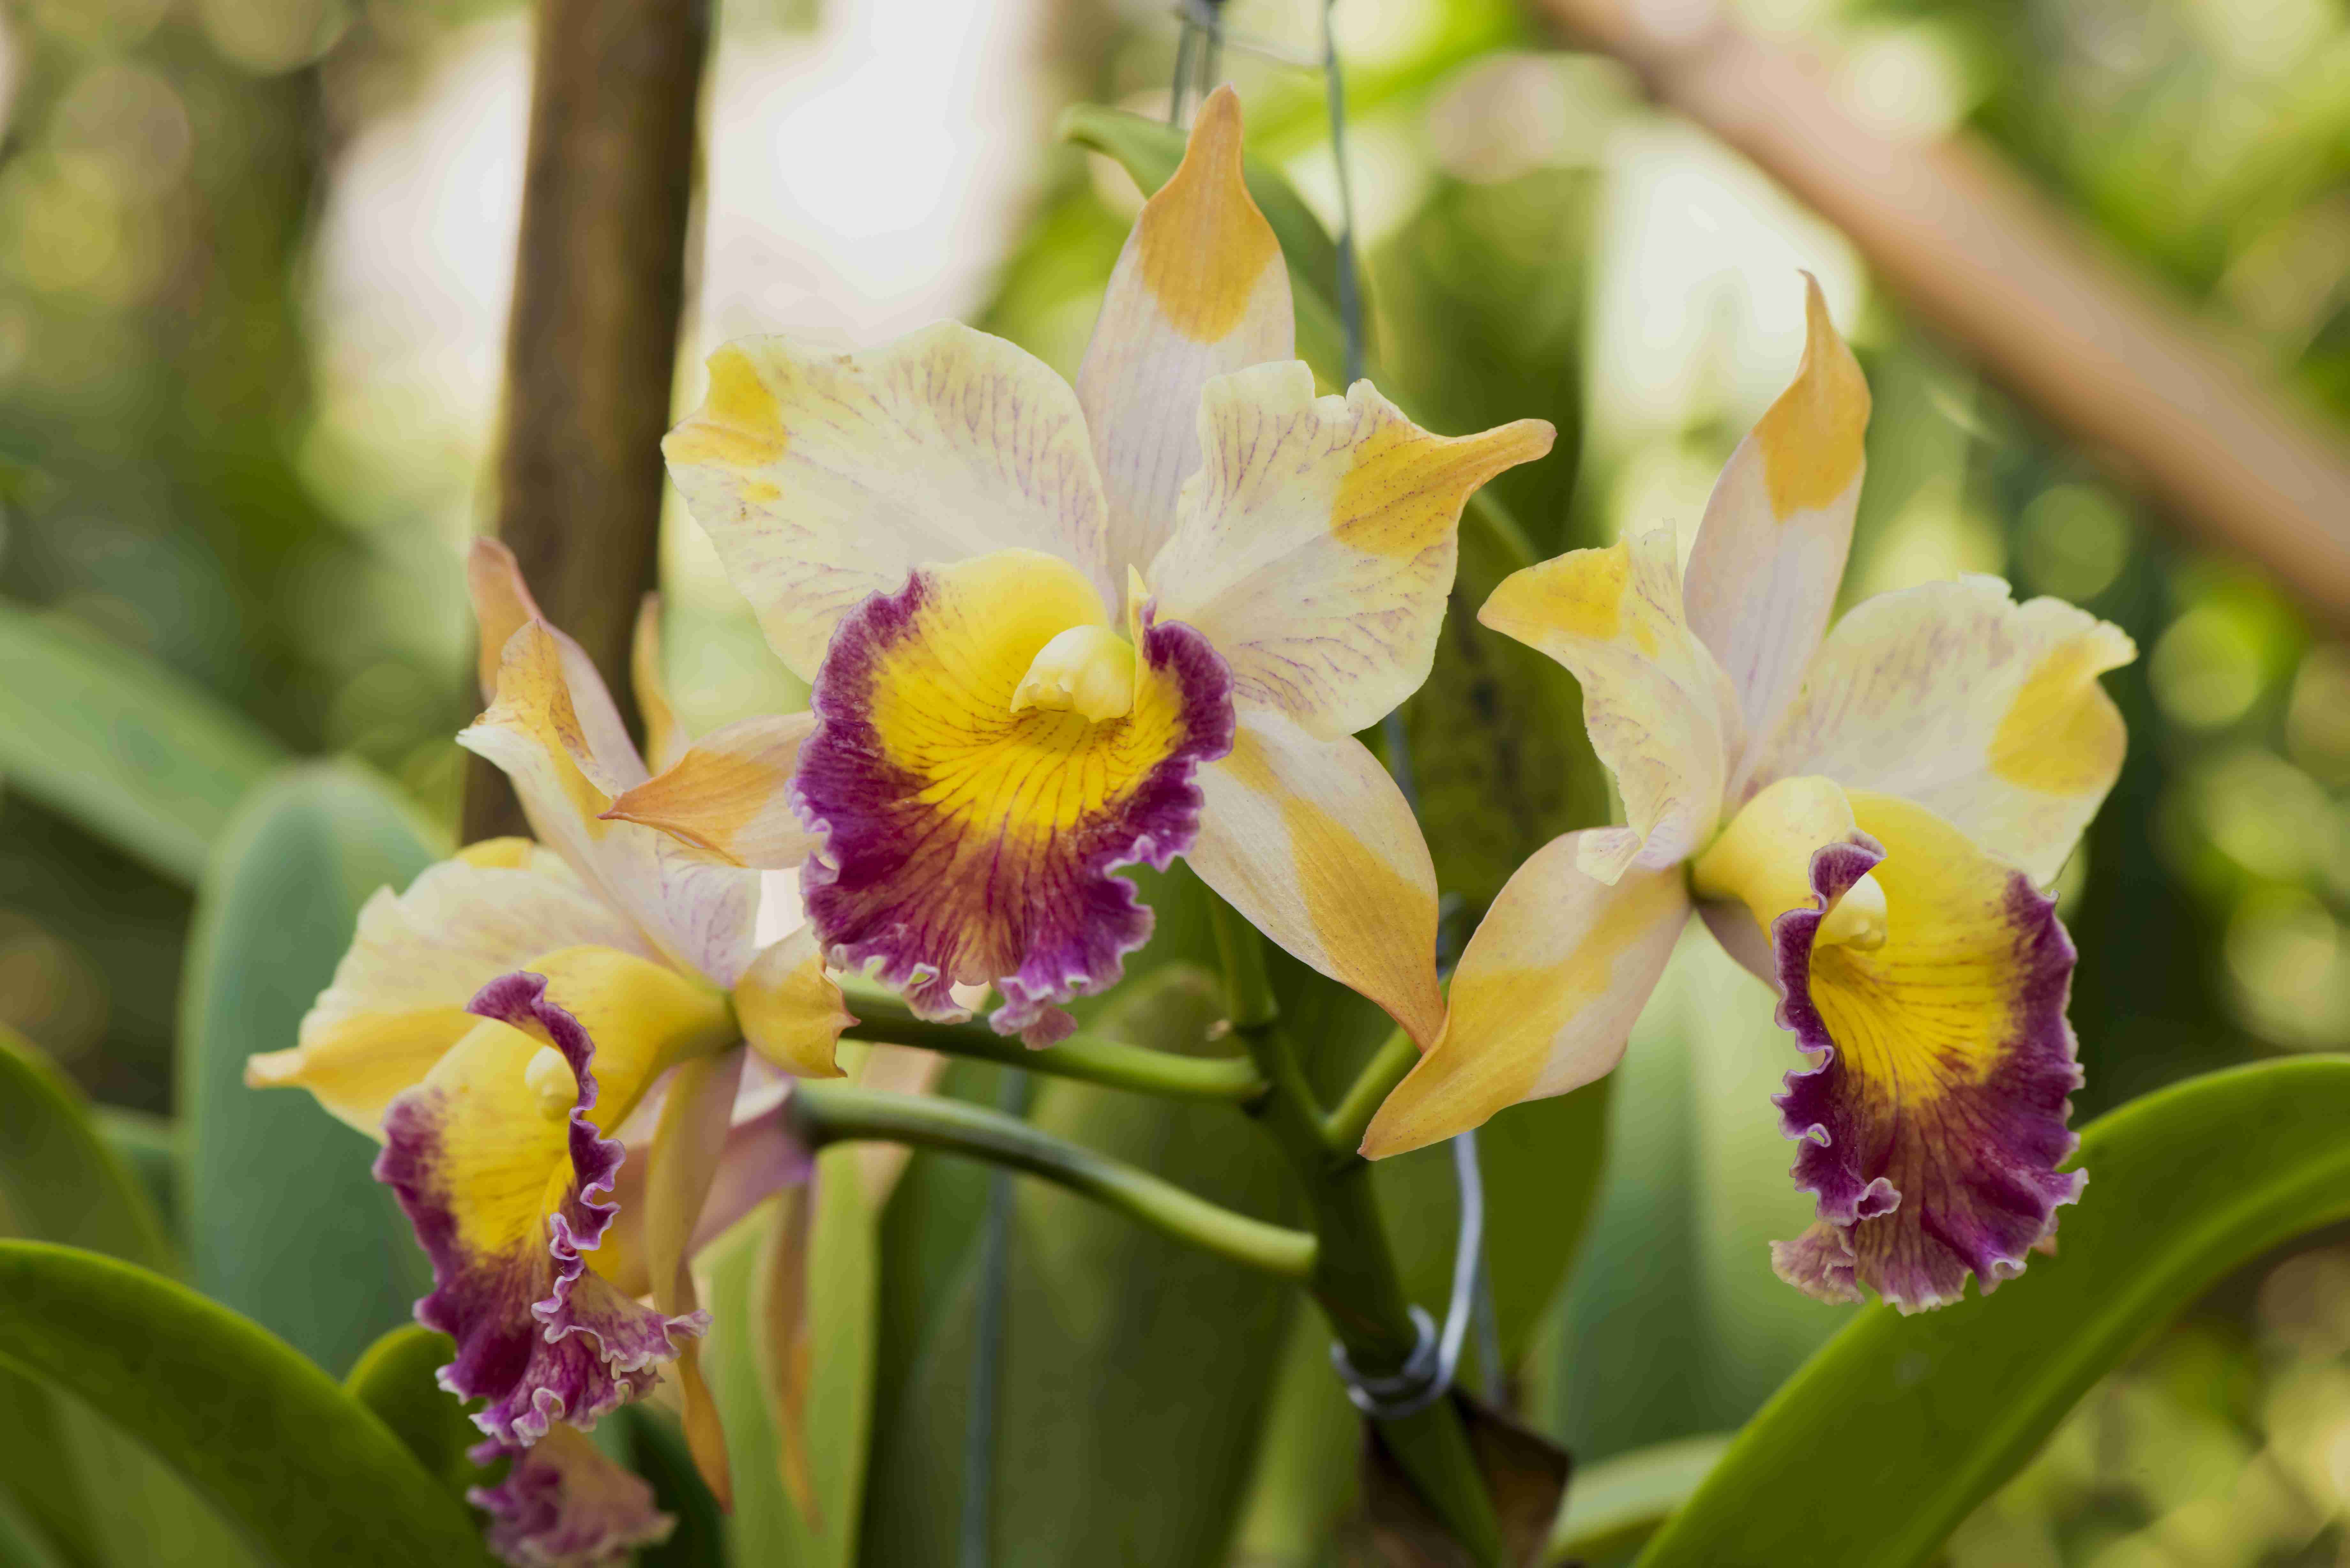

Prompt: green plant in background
[4,0,2350,1565]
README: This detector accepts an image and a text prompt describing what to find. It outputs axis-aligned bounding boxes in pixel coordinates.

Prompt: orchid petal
[632,592,688,775]
[794,549,1232,1044]
[246,844,646,1137]
[1761,793,2085,1312]
[378,953,736,1444]
[460,621,762,986]
[1479,529,1740,882]
[1683,275,1871,764]
[1187,708,1445,1048]
[602,713,820,870]
[1360,831,1686,1158]
[736,923,853,1079]
[1076,84,1294,582]
[1746,576,2134,885]
[471,1425,675,1568]
[642,1049,745,1510]
[663,322,1113,681]
[469,539,641,784]
[1151,362,1553,738]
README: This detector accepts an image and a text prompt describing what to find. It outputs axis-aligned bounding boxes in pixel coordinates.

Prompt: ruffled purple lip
[1769,834,2086,1313]
[375,971,705,1446]
[470,1430,675,1568]
[792,572,1235,1045]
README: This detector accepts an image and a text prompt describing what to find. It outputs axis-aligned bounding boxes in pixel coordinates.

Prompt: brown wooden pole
[463,0,711,842]
[1529,0,2350,628]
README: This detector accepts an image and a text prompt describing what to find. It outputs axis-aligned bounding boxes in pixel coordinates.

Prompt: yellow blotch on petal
[1330,416,1556,561]
[1753,274,1870,518]
[1359,840,1686,1159]
[1135,85,1281,343]
[1989,627,2133,796]
[456,836,536,871]
[664,345,789,470]
[1215,730,1446,1048]
[1483,538,1629,644]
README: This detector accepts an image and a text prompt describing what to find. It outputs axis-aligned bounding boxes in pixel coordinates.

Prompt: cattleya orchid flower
[641,85,1551,1050]
[246,544,852,1558]
[1363,280,2136,1314]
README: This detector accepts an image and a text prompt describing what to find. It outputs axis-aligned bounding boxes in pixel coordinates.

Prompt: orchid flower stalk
[1362,279,2136,1314]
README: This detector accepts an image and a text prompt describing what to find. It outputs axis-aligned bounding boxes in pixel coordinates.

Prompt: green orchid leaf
[91,1108,180,1239]
[0,1028,246,1567]
[0,1243,487,1567]
[0,1025,173,1272]
[1637,1056,2350,1568]
[861,967,1301,1568]
[180,762,443,1375]
[344,1326,481,1499]
[0,603,284,884]
[617,1404,731,1568]
[1543,1434,1731,1565]
[1054,103,1358,389]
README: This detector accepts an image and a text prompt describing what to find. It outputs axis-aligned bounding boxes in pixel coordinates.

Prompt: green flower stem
[1206,901,1504,1564]
[1321,1026,1420,1154]
[840,987,1269,1103]
[786,1081,1316,1281]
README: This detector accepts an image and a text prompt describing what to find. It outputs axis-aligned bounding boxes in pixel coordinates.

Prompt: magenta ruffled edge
[469,1435,676,1567]
[1769,835,2087,1313]
[375,971,706,1445]
[792,572,1235,1045]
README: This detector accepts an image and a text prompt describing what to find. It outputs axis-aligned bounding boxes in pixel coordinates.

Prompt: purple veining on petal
[469,1430,675,1568]
[793,573,1235,1045]
[375,971,706,1445]
[1769,835,2086,1313]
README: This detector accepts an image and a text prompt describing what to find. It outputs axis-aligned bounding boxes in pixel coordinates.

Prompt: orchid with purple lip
[642,85,1551,1053]
[1362,280,2137,1314]
[246,543,851,1560]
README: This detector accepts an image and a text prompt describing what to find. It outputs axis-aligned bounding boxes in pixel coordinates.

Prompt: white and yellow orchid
[1364,279,2136,1314]
[245,544,851,1557]
[649,85,1551,1050]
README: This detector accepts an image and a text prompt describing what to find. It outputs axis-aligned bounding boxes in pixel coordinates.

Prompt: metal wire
[1318,0,1495,1421]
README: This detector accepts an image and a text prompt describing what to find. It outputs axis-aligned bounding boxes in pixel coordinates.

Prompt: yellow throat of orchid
[1693,775,1888,952]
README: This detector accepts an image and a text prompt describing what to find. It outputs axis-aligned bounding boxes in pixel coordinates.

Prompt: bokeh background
[1,0,2347,1561]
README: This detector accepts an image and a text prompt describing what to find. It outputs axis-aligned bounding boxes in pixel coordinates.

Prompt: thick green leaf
[861,968,1301,1568]
[345,1326,481,1499]
[1638,1056,2350,1568]
[0,1028,244,1568]
[1543,1434,1730,1565]
[0,604,284,883]
[0,1025,172,1271]
[179,762,443,1374]
[0,1242,487,1566]
[91,1108,180,1239]
[618,1404,730,1568]
[702,1155,880,1568]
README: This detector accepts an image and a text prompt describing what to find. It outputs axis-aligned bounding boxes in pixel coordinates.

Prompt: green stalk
[787,1081,1315,1281]
[1207,901,1503,1563]
[841,988,1267,1104]
[1322,1026,1420,1153]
